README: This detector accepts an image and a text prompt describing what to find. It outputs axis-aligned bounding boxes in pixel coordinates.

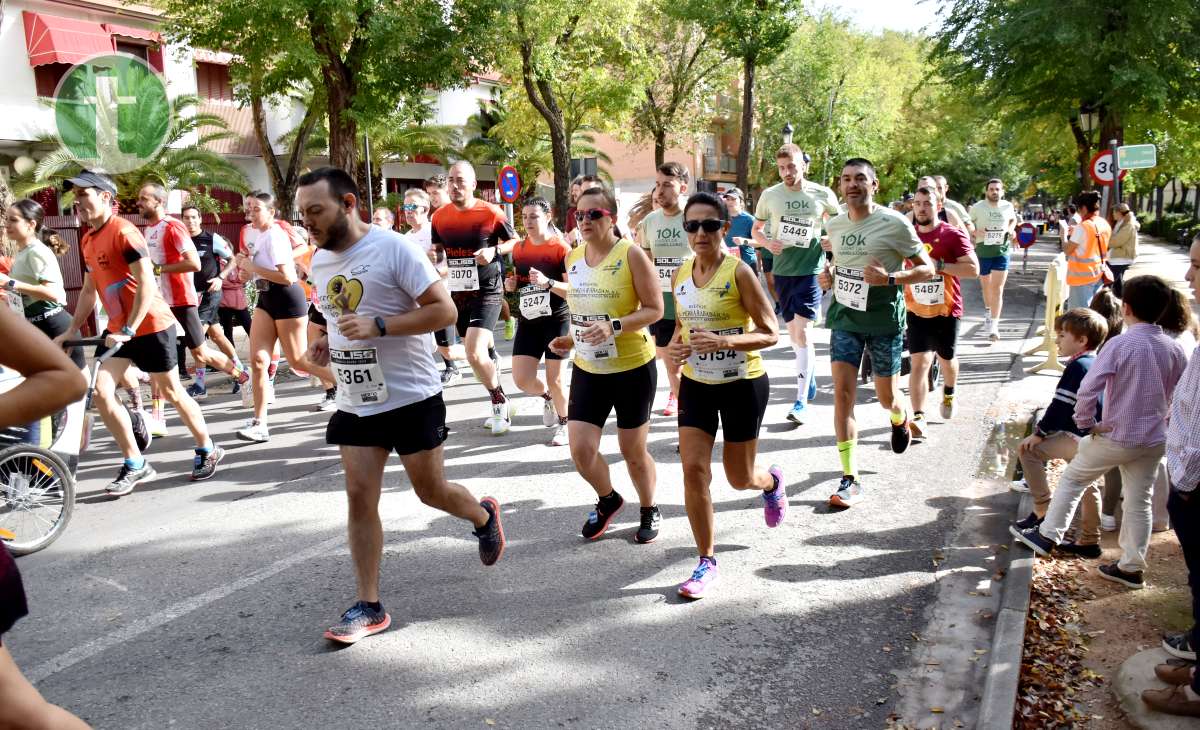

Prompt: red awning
[22,11,115,67]
[103,23,161,44]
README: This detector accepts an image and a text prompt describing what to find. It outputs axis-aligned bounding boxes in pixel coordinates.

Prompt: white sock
[804,339,816,395]
[794,342,810,404]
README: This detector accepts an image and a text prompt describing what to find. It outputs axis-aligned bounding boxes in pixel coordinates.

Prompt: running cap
[63,170,118,196]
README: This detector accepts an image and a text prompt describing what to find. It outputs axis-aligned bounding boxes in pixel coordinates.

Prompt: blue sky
[811,0,945,35]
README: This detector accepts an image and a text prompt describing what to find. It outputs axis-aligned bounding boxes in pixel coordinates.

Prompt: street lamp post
[782,122,793,146]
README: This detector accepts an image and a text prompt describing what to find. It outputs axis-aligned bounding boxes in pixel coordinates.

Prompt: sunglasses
[683,219,725,234]
[401,204,425,212]
[574,208,612,222]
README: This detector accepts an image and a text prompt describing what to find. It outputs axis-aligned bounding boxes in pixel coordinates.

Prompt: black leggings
[34,309,85,369]
[219,306,252,343]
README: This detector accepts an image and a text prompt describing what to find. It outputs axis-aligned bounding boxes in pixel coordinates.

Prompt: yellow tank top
[565,239,656,374]
[673,254,764,384]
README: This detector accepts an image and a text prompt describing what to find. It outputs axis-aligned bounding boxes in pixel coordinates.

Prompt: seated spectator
[1012,275,1187,591]
[1015,308,1108,556]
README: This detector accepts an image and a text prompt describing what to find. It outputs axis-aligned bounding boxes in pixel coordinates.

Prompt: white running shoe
[989,320,1000,342]
[1100,514,1117,532]
[236,418,270,443]
[489,400,513,436]
[147,412,168,438]
[548,423,568,446]
[542,398,559,427]
[982,314,993,336]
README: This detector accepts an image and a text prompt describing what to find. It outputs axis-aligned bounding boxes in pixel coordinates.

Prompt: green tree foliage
[628,2,733,167]
[679,0,803,191]
[495,0,649,224]
[159,0,499,173]
[928,0,1200,193]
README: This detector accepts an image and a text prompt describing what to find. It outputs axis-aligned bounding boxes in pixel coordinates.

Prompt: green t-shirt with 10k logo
[754,180,840,277]
[824,204,924,335]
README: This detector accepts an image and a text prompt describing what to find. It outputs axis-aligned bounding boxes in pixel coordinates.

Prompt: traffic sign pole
[1109,138,1120,217]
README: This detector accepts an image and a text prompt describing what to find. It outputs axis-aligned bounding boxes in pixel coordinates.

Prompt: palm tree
[12,94,250,208]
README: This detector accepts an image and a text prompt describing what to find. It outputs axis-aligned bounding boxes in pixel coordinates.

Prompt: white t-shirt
[312,228,442,416]
[406,225,433,252]
[248,225,292,272]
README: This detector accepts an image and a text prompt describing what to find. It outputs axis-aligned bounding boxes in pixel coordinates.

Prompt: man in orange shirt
[54,171,223,495]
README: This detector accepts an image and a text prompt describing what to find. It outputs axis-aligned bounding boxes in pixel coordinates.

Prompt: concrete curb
[978,485,1037,727]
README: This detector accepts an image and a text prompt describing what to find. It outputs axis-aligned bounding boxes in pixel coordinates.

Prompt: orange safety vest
[1066,216,1109,287]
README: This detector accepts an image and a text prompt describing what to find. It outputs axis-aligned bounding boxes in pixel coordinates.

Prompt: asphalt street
[10,235,1146,729]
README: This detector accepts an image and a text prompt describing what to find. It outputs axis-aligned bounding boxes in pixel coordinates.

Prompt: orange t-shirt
[82,216,175,336]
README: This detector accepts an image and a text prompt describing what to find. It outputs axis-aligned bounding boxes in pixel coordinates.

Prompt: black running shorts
[513,315,569,361]
[455,294,502,338]
[171,306,207,350]
[677,373,770,442]
[326,393,449,456]
[906,312,960,361]
[568,360,657,429]
[98,326,178,374]
[255,282,308,320]
[649,318,676,348]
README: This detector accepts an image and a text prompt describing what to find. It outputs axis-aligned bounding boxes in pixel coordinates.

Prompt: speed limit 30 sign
[1090,150,1129,187]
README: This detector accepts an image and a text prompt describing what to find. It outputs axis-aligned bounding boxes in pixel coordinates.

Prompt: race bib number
[778,216,816,247]
[834,266,868,311]
[985,229,1006,246]
[448,258,479,292]
[519,284,552,319]
[570,313,616,361]
[3,292,22,316]
[910,278,945,307]
[655,257,683,292]
[331,348,388,407]
[688,327,747,383]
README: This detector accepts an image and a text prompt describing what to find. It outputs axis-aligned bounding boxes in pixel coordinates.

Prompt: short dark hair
[656,162,690,184]
[424,174,447,190]
[1067,204,1077,214]
[1120,275,1174,323]
[1055,307,1108,350]
[248,190,277,211]
[842,158,877,179]
[683,191,728,221]
[985,178,1003,188]
[298,166,360,204]
[915,186,940,203]
[1074,191,1101,213]
[577,184,618,214]
[180,203,201,217]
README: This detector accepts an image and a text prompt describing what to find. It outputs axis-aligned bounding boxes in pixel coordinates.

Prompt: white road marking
[26,458,526,685]
[83,574,129,592]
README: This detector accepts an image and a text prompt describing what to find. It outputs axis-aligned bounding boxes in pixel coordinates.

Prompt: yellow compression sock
[837,440,856,476]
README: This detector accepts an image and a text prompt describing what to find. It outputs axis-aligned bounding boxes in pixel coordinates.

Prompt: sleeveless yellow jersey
[673,254,764,384]
[565,239,656,374]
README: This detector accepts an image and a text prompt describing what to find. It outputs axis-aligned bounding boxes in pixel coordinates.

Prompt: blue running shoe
[786,400,807,425]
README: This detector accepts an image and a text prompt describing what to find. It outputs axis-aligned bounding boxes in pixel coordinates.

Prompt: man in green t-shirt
[817,158,936,509]
[968,178,1018,342]
[637,161,691,416]
[751,143,840,426]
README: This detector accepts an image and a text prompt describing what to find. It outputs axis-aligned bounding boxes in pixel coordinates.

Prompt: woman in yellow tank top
[548,186,666,544]
[665,192,781,599]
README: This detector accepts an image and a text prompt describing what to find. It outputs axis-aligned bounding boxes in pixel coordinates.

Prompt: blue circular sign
[499,165,521,203]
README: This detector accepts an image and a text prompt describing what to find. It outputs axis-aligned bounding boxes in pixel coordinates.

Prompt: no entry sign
[1016,222,1038,249]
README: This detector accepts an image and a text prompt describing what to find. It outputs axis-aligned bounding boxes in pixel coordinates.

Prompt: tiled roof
[198,99,261,157]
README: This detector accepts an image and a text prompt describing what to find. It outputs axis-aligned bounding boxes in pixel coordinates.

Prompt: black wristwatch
[887,275,896,287]
[374,316,387,337]
[611,318,623,334]
[2,280,14,291]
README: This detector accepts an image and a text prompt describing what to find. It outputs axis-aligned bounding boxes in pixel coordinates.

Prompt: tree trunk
[1155,185,1165,221]
[736,53,756,193]
[654,129,666,169]
[517,16,573,228]
[326,80,358,173]
[250,91,321,220]
[1193,184,1199,220]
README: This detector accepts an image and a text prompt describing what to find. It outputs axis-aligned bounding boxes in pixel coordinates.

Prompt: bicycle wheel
[0,446,75,555]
